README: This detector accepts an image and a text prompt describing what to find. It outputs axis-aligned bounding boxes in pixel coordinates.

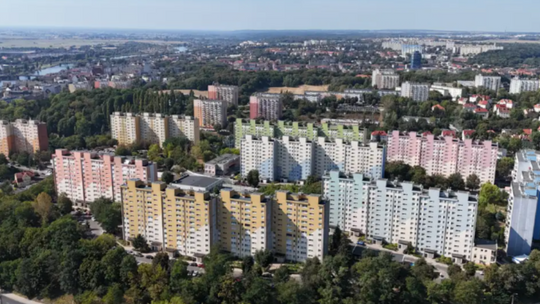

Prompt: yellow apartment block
[121,179,216,257]
[122,181,327,262]
[219,189,271,257]
[273,191,329,262]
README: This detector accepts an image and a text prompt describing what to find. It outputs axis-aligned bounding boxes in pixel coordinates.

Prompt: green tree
[103,284,124,304]
[247,170,260,187]
[33,192,53,225]
[479,182,504,207]
[152,252,170,272]
[132,234,150,253]
[447,173,465,191]
[466,174,481,191]
[242,255,254,274]
[57,194,73,215]
[496,157,514,180]
[454,279,485,304]
[463,262,478,278]
[161,171,174,184]
[147,144,162,161]
[254,249,273,269]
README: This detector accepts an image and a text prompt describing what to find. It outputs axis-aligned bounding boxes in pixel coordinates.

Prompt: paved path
[0,293,42,304]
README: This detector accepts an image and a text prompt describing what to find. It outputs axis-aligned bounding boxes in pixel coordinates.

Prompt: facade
[52,149,157,204]
[140,113,169,147]
[410,51,422,70]
[121,179,216,256]
[204,154,240,176]
[387,131,497,184]
[219,190,271,257]
[208,84,239,106]
[194,99,227,129]
[168,115,200,144]
[273,191,329,262]
[250,93,282,120]
[509,77,540,94]
[472,239,497,265]
[475,75,502,92]
[275,136,314,181]
[240,135,276,181]
[401,82,429,102]
[505,150,540,256]
[111,112,199,146]
[234,118,368,148]
[372,69,400,89]
[323,173,478,261]
[0,119,48,156]
[111,112,140,146]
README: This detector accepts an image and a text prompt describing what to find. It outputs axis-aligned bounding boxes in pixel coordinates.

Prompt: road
[9,163,50,176]
[0,293,41,304]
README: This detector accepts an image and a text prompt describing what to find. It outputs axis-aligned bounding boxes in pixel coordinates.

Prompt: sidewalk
[0,293,42,304]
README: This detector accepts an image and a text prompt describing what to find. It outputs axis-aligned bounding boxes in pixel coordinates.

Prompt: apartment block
[240,135,276,181]
[234,118,368,148]
[168,115,200,144]
[314,139,385,179]
[401,82,429,102]
[52,149,157,204]
[194,99,227,129]
[0,119,49,156]
[219,189,271,257]
[121,179,216,256]
[111,112,199,146]
[250,93,282,121]
[322,173,478,262]
[273,191,329,262]
[140,113,169,147]
[275,136,314,181]
[509,77,540,94]
[111,112,140,146]
[387,131,497,184]
[372,69,400,89]
[505,150,540,256]
[475,75,501,92]
[208,84,239,106]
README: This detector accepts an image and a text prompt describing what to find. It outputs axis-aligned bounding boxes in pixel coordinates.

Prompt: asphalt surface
[0,294,41,304]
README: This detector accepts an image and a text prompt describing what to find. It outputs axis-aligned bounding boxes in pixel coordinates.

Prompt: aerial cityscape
[2,1,540,304]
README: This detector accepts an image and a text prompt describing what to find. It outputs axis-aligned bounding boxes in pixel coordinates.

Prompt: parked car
[197,263,205,268]
[146,255,154,259]
[190,262,198,266]
[357,241,365,246]
[135,253,143,257]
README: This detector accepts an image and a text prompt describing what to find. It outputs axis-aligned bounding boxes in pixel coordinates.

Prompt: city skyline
[2,0,540,32]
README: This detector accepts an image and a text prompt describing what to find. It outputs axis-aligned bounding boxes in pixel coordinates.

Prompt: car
[197,263,205,268]
[91,217,95,221]
[135,253,143,257]
[440,274,445,278]
[146,255,154,259]
[357,241,365,246]
[192,271,198,276]
[190,262,198,266]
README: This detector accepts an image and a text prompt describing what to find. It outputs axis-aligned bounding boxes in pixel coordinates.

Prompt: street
[0,293,41,304]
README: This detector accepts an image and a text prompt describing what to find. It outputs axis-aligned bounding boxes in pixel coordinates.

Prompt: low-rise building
[472,239,497,265]
[204,154,240,177]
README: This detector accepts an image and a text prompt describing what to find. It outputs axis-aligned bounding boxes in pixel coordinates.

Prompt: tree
[90,198,122,235]
[453,279,485,304]
[103,284,124,304]
[33,192,53,225]
[0,153,8,165]
[247,170,260,188]
[147,144,162,161]
[463,262,478,278]
[169,259,188,293]
[447,173,465,191]
[132,234,150,253]
[254,249,273,269]
[242,256,254,274]
[161,171,174,184]
[447,264,462,279]
[466,174,481,191]
[329,226,344,256]
[479,182,504,207]
[273,266,290,284]
[152,252,170,272]
[57,194,73,215]
[496,157,514,180]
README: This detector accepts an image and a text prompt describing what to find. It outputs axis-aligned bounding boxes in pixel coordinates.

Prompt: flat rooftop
[206,153,239,165]
[172,174,221,188]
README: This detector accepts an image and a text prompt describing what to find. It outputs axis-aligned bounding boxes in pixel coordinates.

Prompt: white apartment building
[509,77,540,94]
[323,174,478,261]
[275,136,314,181]
[475,75,501,92]
[401,82,429,102]
[194,99,227,129]
[372,69,400,89]
[240,135,276,181]
[140,113,169,147]
[208,84,239,106]
[323,171,370,233]
[168,115,200,144]
[111,112,140,146]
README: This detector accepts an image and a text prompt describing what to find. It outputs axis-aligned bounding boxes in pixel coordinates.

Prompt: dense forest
[0,179,539,304]
[469,44,540,67]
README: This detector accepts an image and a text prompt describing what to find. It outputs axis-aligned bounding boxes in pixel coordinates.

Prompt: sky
[2,0,540,32]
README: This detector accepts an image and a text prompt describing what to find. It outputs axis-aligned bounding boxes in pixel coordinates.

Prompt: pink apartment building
[52,149,157,206]
[387,131,497,184]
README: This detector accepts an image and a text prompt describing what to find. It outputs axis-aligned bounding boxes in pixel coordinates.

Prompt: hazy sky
[2,0,539,32]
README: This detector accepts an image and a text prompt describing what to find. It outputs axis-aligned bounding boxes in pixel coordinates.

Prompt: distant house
[14,171,35,187]
[431,104,445,112]
[498,99,513,109]
[441,129,456,138]
[462,103,477,112]
[478,100,489,109]
[457,97,468,105]
[474,108,489,119]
